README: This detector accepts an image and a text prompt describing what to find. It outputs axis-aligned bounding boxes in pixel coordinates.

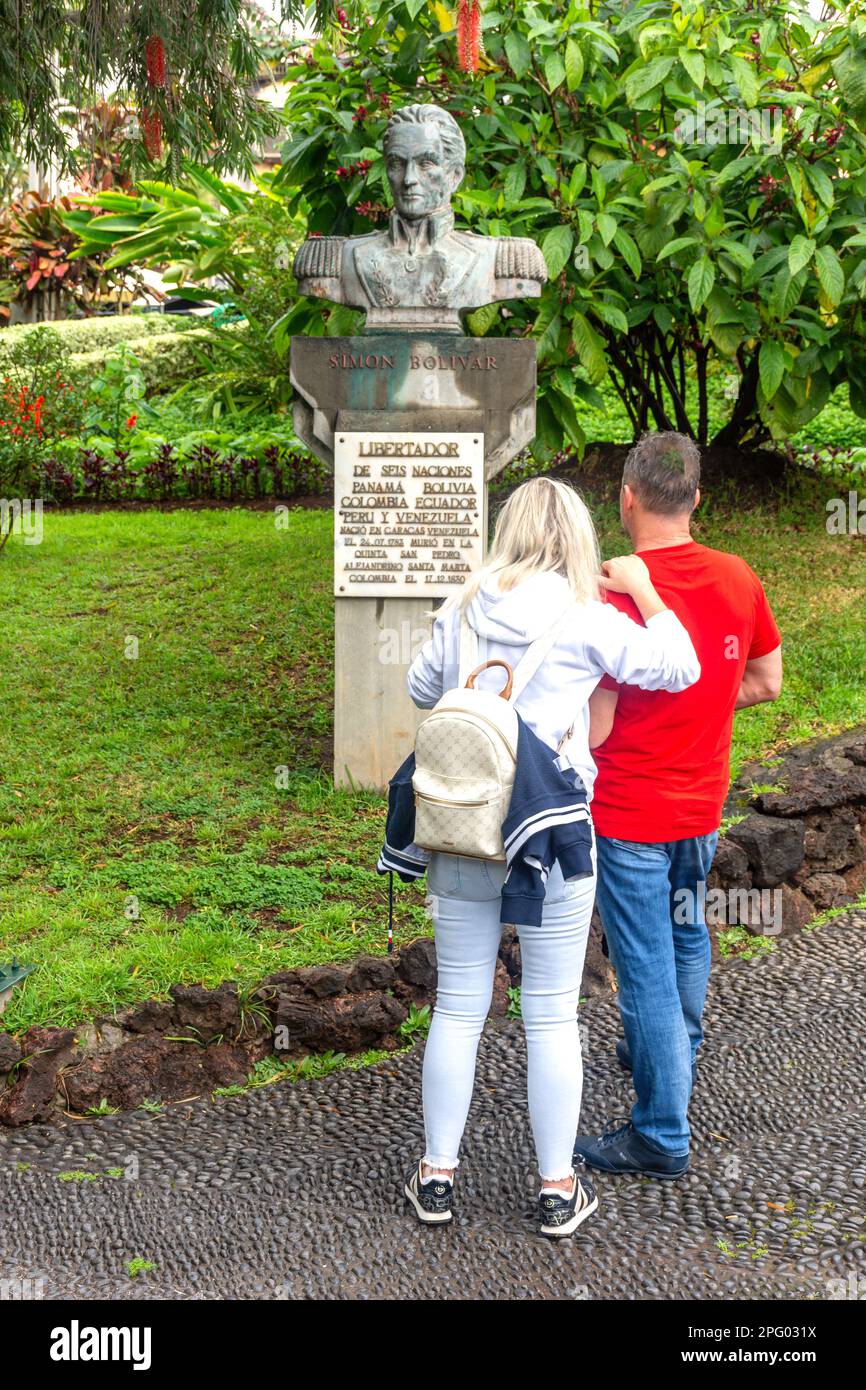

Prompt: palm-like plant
[64,164,269,301]
[64,164,307,417]
[0,191,147,321]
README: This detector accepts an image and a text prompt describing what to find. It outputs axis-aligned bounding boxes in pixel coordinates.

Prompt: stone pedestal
[291,332,535,789]
[334,597,432,789]
[291,333,536,478]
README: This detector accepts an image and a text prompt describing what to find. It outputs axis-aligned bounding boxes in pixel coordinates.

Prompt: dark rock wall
[719,728,866,917]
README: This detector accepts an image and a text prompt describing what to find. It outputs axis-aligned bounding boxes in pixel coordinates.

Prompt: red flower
[353,105,368,124]
[126,413,138,429]
[142,109,162,160]
[145,35,166,88]
[456,0,484,73]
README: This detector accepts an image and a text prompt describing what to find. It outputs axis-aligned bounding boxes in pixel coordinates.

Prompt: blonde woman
[403,476,701,1237]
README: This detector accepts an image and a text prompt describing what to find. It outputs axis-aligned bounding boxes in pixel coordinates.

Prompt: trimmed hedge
[0,313,200,361]
[70,329,214,394]
[0,315,214,396]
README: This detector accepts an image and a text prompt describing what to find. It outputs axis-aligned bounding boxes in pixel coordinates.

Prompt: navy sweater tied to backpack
[376,715,593,929]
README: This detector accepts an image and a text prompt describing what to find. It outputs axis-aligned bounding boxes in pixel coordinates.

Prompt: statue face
[384,122,462,219]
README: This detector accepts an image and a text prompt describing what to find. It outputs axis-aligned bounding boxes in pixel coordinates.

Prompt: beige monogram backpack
[412,608,574,862]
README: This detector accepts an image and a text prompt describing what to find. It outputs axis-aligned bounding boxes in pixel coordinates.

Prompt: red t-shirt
[591,540,781,841]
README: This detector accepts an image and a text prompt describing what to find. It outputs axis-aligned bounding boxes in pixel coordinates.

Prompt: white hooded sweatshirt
[406,570,700,799]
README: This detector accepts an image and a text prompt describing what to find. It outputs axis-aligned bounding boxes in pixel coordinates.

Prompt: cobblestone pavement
[1,912,864,1301]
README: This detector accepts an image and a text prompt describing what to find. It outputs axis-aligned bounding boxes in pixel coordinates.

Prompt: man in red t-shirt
[573,432,782,1180]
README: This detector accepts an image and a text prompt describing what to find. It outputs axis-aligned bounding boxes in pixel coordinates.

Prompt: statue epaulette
[494,236,547,282]
[293,236,345,279]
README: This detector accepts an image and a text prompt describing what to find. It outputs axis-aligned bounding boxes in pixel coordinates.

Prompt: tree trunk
[711,353,761,448]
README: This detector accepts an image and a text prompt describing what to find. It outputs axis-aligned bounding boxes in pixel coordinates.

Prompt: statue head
[382,104,466,221]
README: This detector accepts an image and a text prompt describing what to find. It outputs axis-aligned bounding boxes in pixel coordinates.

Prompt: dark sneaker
[539,1174,598,1238]
[404,1162,454,1224]
[573,1121,689,1180]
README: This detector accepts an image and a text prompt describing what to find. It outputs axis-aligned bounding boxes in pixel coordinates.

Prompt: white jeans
[422,850,596,1182]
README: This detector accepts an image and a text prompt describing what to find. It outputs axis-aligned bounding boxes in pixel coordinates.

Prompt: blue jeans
[595,831,718,1156]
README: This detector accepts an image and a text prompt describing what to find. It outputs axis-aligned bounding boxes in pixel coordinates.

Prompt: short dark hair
[622,431,700,515]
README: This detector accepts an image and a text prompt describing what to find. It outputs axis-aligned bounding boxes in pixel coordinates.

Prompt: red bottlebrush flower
[145,35,166,88]
[142,109,162,160]
[456,0,484,74]
[126,413,138,430]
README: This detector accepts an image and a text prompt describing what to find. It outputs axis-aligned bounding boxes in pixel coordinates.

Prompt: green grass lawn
[0,482,863,1033]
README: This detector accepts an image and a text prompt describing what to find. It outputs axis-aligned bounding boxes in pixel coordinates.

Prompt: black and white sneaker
[538,1173,598,1238]
[404,1162,454,1225]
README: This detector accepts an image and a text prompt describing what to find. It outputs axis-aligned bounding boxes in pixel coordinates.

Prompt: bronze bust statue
[293,103,547,333]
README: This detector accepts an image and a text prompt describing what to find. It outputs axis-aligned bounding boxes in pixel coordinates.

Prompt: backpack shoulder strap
[509,604,577,702]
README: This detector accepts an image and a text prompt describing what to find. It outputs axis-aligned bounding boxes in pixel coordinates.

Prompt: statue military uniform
[293,208,547,333]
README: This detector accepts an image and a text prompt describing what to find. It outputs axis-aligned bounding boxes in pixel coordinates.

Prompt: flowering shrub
[82,342,152,441]
[1,381,45,439]
[0,327,85,490]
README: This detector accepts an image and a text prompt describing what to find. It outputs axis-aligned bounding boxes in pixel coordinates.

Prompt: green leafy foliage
[71,328,216,398]
[64,168,307,417]
[270,0,866,456]
[0,312,197,359]
[82,343,153,440]
[0,1,307,177]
